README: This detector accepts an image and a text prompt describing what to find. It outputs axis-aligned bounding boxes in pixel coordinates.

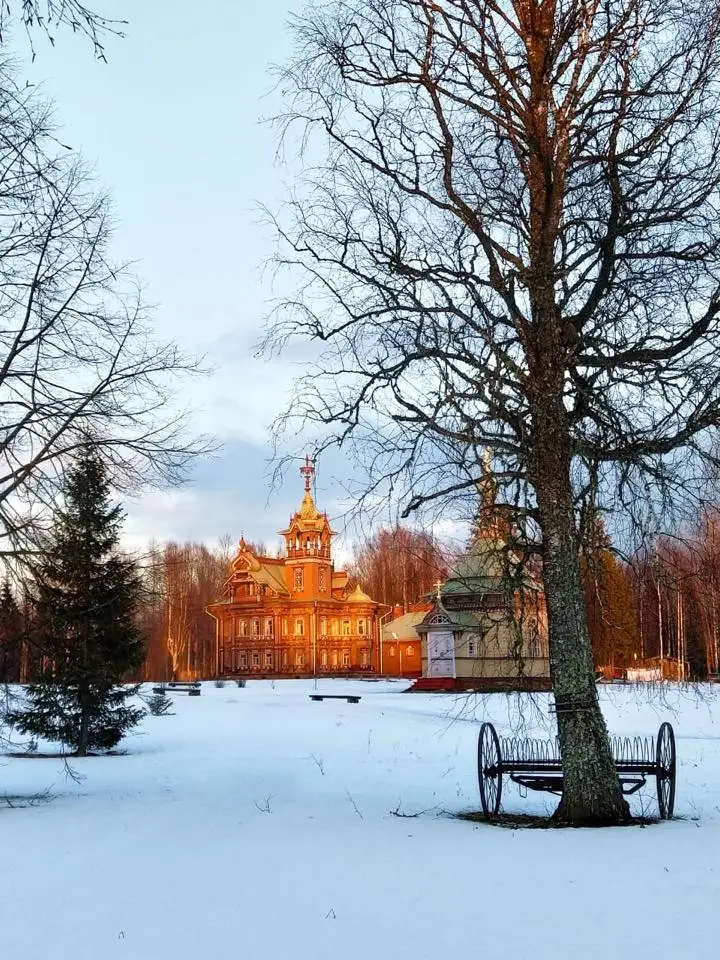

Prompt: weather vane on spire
[300,454,315,493]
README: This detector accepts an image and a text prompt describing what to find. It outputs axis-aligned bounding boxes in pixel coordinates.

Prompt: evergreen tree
[9,449,145,755]
[0,582,23,683]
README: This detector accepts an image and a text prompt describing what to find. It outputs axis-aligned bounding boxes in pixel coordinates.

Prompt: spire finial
[300,454,315,493]
[434,578,444,600]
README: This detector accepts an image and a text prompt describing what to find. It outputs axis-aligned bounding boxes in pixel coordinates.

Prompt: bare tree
[266,0,720,823]
[139,541,228,681]
[1,1,124,58]
[349,525,450,608]
[0,61,206,558]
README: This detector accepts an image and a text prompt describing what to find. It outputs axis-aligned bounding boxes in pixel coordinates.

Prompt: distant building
[384,463,550,691]
[380,604,428,678]
[206,458,384,677]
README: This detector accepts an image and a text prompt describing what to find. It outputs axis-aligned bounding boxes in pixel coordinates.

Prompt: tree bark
[533,411,630,824]
[76,682,90,757]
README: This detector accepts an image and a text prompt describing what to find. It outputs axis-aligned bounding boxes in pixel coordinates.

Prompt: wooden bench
[153,683,201,697]
[309,694,361,704]
[477,721,676,819]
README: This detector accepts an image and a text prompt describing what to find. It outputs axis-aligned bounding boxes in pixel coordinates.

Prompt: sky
[10,1,367,557]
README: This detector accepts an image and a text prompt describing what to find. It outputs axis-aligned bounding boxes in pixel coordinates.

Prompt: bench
[309,694,361,704]
[477,721,676,819]
[153,683,201,697]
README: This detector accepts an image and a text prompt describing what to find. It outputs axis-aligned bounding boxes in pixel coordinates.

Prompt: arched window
[428,612,451,625]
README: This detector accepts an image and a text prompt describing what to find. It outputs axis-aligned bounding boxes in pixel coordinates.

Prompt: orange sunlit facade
[207,458,384,677]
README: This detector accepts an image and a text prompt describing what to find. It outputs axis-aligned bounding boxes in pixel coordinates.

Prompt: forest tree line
[2,516,720,682]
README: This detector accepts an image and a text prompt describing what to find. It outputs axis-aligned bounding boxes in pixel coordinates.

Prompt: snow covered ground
[2,679,719,960]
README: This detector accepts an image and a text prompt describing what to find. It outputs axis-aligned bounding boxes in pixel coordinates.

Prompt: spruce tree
[9,449,145,755]
[0,582,23,683]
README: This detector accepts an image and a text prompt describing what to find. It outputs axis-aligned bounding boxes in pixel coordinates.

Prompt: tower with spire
[207,455,384,678]
[279,455,334,598]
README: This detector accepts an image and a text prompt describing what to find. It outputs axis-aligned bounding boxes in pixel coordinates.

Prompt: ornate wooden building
[207,458,383,677]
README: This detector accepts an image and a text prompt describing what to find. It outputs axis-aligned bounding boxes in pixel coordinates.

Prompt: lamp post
[391,631,402,677]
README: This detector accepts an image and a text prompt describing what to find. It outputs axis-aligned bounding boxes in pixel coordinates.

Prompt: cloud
[121,437,366,563]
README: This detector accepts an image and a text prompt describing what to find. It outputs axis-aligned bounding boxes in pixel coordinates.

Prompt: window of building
[406,645,413,658]
[236,619,246,637]
[360,649,369,667]
[295,650,305,667]
[264,651,273,668]
[319,567,327,592]
[357,619,366,636]
[240,652,248,669]
[342,649,351,666]
[341,619,351,636]
[294,567,304,591]
[281,650,288,668]
[295,618,305,636]
[321,650,328,667]
[252,652,260,667]
[266,618,274,635]
[320,617,327,636]
[282,618,288,636]
[389,645,396,657]
[468,640,476,657]
[332,650,339,667]
[252,619,260,636]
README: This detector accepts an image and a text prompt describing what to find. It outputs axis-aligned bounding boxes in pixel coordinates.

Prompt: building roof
[382,611,427,642]
[429,453,542,599]
[347,584,373,603]
[279,488,335,537]
[440,536,529,596]
[252,559,291,597]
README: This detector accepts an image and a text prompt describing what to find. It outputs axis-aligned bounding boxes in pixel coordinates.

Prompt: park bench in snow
[477,721,676,819]
[309,694,361,704]
[153,682,201,697]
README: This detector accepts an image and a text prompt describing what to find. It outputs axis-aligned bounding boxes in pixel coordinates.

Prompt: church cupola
[279,456,334,597]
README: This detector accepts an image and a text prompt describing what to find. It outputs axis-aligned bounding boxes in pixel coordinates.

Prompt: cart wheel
[655,722,676,819]
[477,722,503,817]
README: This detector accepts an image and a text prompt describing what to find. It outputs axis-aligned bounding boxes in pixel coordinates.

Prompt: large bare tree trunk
[533,412,629,824]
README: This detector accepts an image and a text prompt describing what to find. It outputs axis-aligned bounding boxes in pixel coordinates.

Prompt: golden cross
[434,579,444,599]
[299,454,315,492]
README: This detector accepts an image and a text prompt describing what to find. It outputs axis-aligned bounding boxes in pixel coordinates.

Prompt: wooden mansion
[207,458,384,677]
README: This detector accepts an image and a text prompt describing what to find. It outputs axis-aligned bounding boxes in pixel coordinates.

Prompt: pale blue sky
[13,1,356,553]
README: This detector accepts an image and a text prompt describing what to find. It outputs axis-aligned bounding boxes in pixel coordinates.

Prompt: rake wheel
[477,722,503,817]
